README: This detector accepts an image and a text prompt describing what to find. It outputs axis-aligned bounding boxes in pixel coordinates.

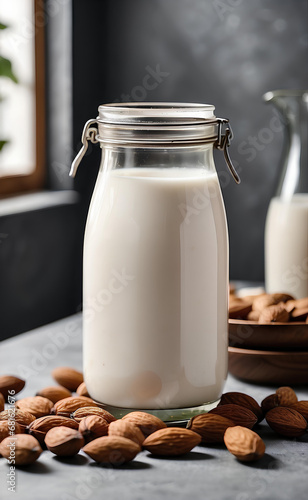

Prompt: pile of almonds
[229,289,308,324]
[0,368,307,467]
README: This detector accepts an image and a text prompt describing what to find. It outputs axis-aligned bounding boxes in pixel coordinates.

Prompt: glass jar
[264,90,308,299]
[71,103,240,422]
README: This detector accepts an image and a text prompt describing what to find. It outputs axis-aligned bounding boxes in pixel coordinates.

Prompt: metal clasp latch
[215,118,241,184]
[69,119,98,177]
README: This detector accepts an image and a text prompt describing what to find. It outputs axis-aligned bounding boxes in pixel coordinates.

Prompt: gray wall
[73,0,308,281]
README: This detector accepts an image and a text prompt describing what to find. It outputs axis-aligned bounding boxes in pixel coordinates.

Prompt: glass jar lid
[70,102,240,184]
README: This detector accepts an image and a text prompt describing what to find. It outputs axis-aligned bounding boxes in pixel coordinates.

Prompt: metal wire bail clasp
[69,119,99,177]
[215,118,241,184]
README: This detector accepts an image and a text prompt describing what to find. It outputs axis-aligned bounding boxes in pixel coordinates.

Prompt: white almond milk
[83,167,228,409]
[265,194,308,299]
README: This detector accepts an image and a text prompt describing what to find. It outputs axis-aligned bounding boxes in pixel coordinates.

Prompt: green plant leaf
[0,56,18,83]
[0,22,8,30]
[0,140,9,152]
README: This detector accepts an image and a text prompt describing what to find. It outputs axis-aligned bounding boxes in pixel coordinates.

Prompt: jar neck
[99,144,216,174]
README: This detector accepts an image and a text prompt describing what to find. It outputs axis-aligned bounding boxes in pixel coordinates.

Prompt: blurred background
[0,0,307,339]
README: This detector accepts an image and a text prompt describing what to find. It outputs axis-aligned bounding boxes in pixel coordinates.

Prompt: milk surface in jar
[70,102,240,420]
[83,166,228,409]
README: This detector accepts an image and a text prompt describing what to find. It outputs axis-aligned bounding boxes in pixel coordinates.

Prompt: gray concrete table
[0,314,307,500]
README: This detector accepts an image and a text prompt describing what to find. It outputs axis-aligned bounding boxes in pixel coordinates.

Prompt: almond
[52,396,98,417]
[79,415,109,443]
[0,375,25,400]
[258,303,289,323]
[143,428,201,456]
[290,307,308,321]
[292,297,308,309]
[0,434,42,466]
[271,293,294,303]
[218,392,263,422]
[246,310,260,321]
[51,367,83,391]
[76,382,90,397]
[261,394,279,414]
[83,435,140,464]
[209,404,258,429]
[224,426,266,462]
[71,406,116,424]
[28,415,79,446]
[229,299,252,319]
[187,413,235,443]
[45,426,84,456]
[36,386,72,403]
[0,392,4,412]
[289,401,308,421]
[285,300,296,313]
[0,421,22,442]
[266,407,307,437]
[108,420,145,446]
[276,386,298,406]
[16,396,53,418]
[252,294,277,312]
[122,411,167,436]
[0,409,36,429]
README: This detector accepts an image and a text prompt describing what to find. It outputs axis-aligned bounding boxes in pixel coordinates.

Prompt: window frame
[0,0,45,196]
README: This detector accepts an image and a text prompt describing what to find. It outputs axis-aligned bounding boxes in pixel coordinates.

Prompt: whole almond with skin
[292,297,308,309]
[79,415,109,443]
[16,396,54,418]
[247,310,260,321]
[108,420,145,446]
[122,411,167,436]
[0,409,36,429]
[0,392,4,412]
[36,386,72,403]
[224,426,266,462]
[52,396,99,417]
[83,435,141,465]
[28,415,79,446]
[0,375,25,400]
[290,401,308,421]
[0,434,42,466]
[187,414,235,443]
[76,382,89,397]
[276,386,298,406]
[271,293,294,303]
[209,404,258,429]
[261,394,279,414]
[258,303,289,323]
[229,299,252,319]
[0,421,22,442]
[51,367,83,391]
[45,426,84,456]
[143,428,201,456]
[285,300,296,313]
[252,294,277,312]
[290,307,308,321]
[72,406,116,424]
[266,407,307,437]
[218,392,263,422]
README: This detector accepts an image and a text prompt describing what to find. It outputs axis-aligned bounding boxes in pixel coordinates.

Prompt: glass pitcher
[70,103,240,421]
[264,90,308,299]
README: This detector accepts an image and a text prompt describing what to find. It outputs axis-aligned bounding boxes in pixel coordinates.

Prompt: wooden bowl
[228,346,308,385]
[229,319,308,351]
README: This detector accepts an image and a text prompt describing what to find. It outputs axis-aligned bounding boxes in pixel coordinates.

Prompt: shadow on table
[53,454,88,466]
[89,459,152,470]
[16,462,53,474]
[146,450,215,461]
[240,453,282,470]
